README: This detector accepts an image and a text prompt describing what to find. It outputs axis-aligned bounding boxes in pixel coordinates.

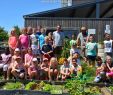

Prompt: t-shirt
[42,44,53,53]
[104,40,112,53]
[70,48,80,55]
[19,34,29,49]
[77,32,88,47]
[86,42,97,56]
[39,34,45,49]
[53,31,64,46]
[1,53,11,64]
[30,34,38,46]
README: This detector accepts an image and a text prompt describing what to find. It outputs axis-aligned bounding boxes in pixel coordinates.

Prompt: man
[77,26,88,58]
[53,25,64,58]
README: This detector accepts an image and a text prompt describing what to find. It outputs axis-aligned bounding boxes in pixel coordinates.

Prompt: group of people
[0,24,113,82]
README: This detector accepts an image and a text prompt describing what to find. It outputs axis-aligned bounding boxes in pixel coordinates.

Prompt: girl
[8,28,19,55]
[48,32,53,46]
[19,27,30,61]
[0,47,11,80]
[11,56,27,79]
[28,58,39,79]
[40,58,49,80]
[24,47,33,68]
[7,48,21,80]
[48,57,58,81]
[86,35,98,67]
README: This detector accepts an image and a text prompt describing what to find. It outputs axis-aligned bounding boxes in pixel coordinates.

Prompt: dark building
[23,0,113,41]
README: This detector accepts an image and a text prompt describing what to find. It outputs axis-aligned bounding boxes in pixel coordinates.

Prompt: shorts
[53,46,62,55]
[87,55,96,61]
[16,68,25,73]
[107,72,113,77]
[31,45,40,55]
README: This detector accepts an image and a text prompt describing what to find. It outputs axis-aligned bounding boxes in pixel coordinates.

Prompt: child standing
[86,35,98,67]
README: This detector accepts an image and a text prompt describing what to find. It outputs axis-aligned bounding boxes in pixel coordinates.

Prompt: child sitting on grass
[60,58,71,81]
[48,57,58,81]
[28,58,39,79]
[11,56,27,79]
[40,58,49,80]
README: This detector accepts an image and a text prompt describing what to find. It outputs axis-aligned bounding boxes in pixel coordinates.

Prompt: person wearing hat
[28,58,39,79]
[40,58,49,80]
[11,56,27,79]
[60,58,71,80]
[77,26,88,58]
[7,48,21,80]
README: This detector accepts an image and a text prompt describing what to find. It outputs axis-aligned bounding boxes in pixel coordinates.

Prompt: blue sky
[0,0,60,32]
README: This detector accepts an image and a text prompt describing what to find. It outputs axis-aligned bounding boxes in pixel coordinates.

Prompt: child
[0,47,11,80]
[60,58,71,80]
[24,47,33,68]
[70,34,76,47]
[70,58,82,76]
[8,28,19,55]
[48,32,53,46]
[40,58,49,80]
[42,36,53,60]
[28,58,39,79]
[19,27,30,61]
[86,35,98,67]
[30,28,39,57]
[48,57,58,81]
[7,48,21,80]
[104,33,113,58]
[11,56,26,79]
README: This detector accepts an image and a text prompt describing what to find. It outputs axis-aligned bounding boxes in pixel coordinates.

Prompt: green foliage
[43,84,52,91]
[0,27,8,41]
[13,26,21,36]
[25,82,37,90]
[3,82,22,90]
[61,38,70,58]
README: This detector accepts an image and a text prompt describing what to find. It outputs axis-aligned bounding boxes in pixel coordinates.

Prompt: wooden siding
[24,17,113,41]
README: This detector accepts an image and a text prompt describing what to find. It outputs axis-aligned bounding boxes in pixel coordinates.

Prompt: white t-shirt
[104,40,113,53]
[70,48,80,55]
[53,31,64,46]
[30,34,38,46]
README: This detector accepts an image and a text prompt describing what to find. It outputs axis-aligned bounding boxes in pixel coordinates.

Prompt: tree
[13,26,21,36]
[0,27,8,41]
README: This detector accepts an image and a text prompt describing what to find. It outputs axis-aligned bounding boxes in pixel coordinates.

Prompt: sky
[0,0,61,32]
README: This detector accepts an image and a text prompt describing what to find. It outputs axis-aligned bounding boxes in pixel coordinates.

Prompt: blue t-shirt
[39,34,45,49]
[86,42,97,56]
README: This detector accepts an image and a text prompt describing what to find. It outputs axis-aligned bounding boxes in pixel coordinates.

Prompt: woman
[8,28,19,55]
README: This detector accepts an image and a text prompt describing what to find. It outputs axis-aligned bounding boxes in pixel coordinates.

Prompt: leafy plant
[25,82,37,90]
[43,84,52,91]
[3,82,23,90]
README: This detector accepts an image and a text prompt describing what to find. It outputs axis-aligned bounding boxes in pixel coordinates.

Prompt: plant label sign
[88,29,96,35]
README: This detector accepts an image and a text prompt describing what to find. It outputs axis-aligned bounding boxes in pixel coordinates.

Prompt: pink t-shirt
[19,34,29,49]
[25,53,33,66]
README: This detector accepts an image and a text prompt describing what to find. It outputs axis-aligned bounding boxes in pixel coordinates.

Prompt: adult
[53,25,64,58]
[77,26,88,57]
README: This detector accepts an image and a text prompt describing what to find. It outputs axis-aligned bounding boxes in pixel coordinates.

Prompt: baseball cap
[15,48,20,52]
[32,58,37,62]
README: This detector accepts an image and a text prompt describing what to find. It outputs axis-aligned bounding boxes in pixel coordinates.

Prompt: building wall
[24,17,113,42]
